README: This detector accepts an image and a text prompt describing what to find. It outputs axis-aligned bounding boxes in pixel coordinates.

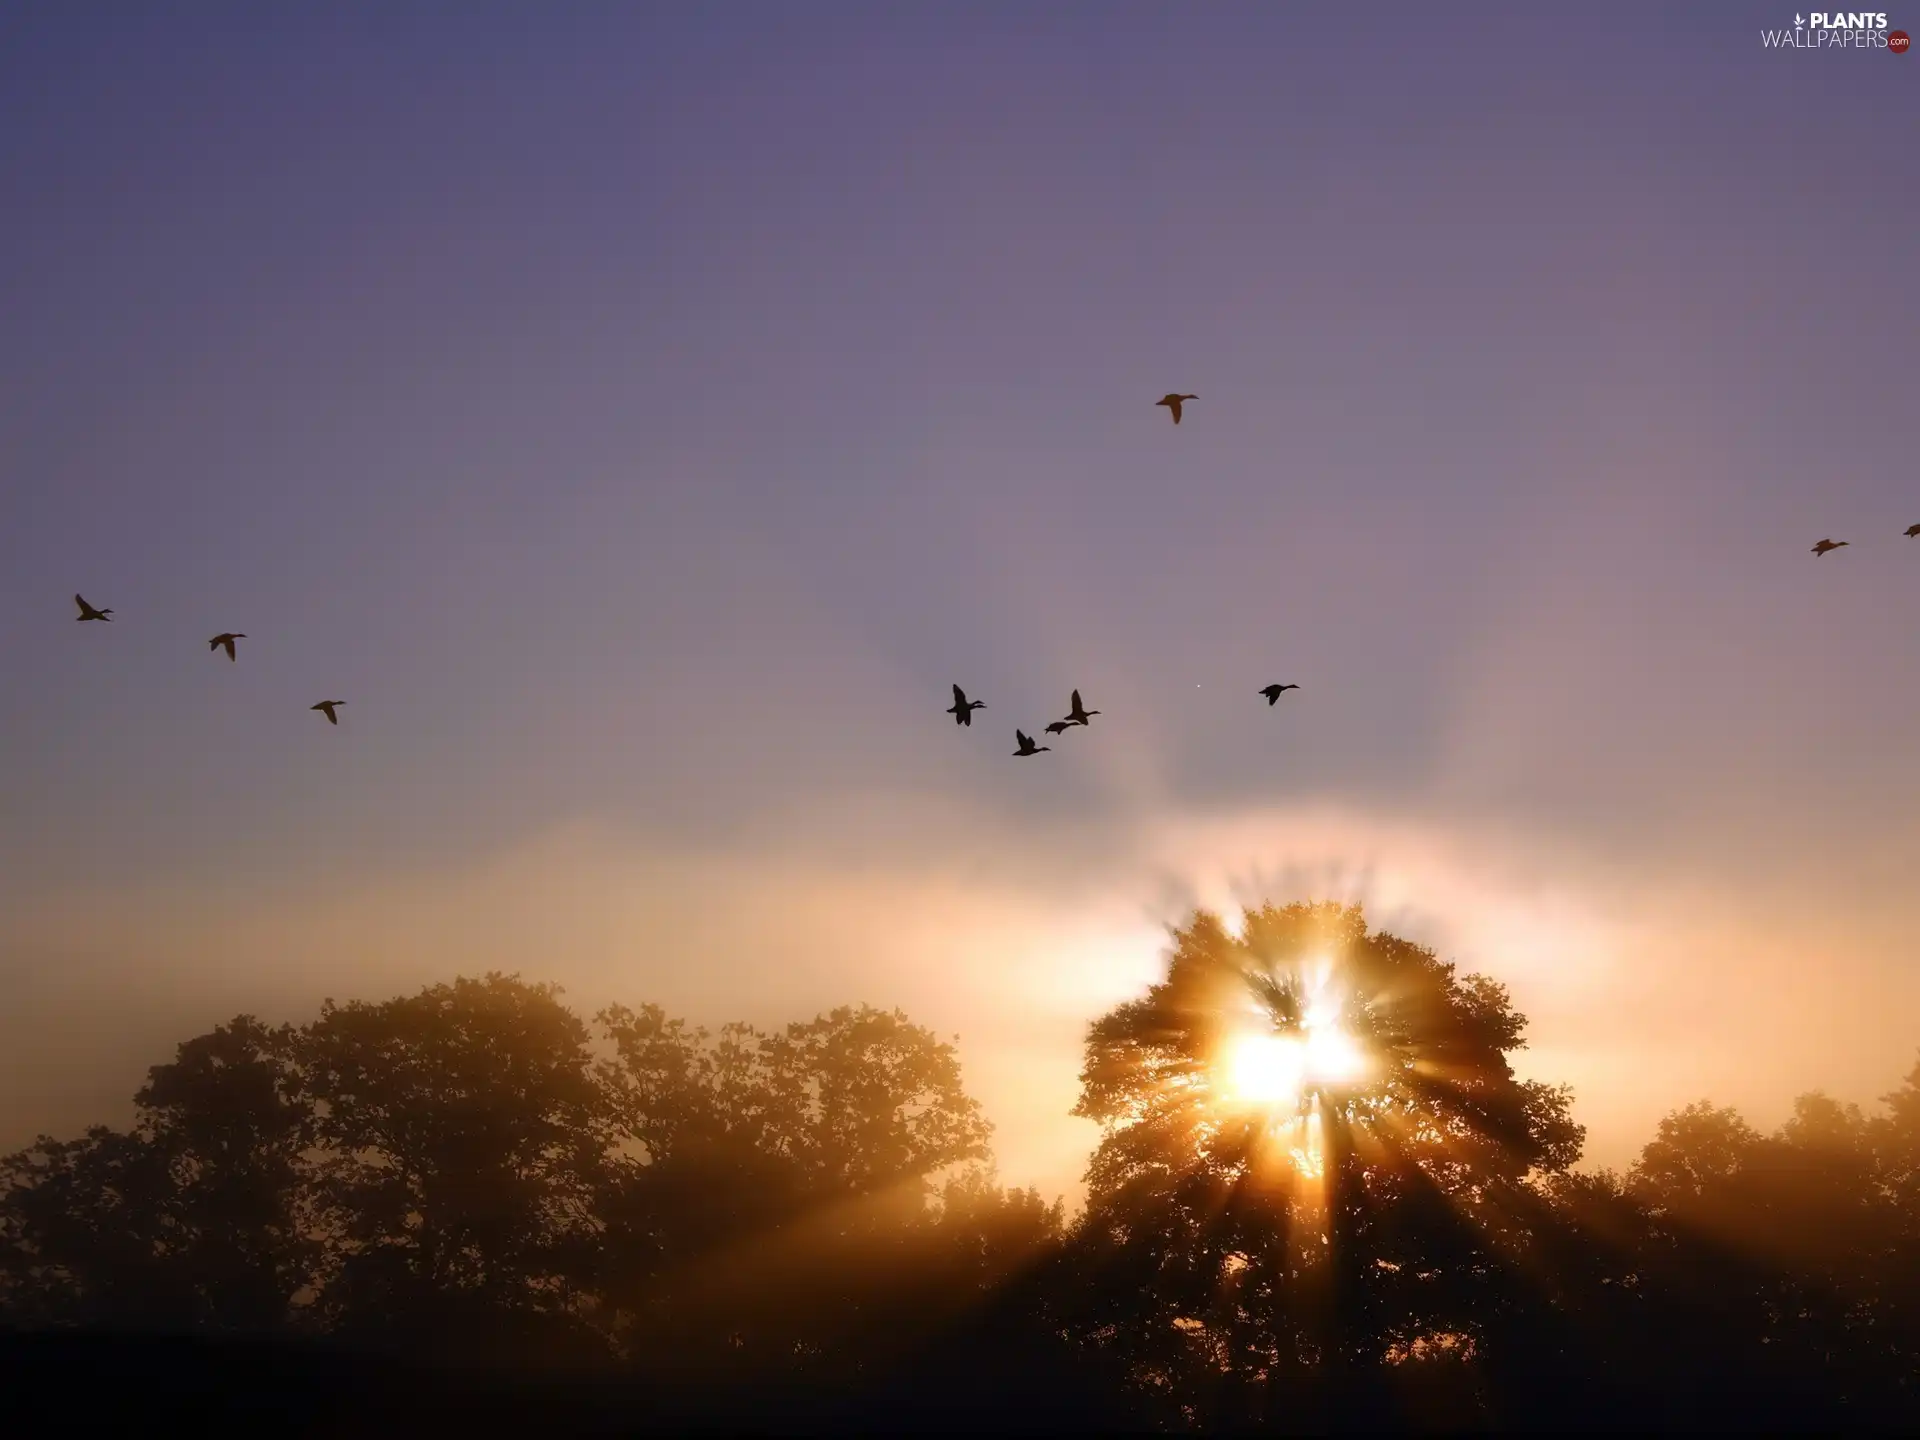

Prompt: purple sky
[2,3,1915,1200]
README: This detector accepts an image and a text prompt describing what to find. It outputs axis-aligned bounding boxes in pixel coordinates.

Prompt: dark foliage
[6,904,1920,1432]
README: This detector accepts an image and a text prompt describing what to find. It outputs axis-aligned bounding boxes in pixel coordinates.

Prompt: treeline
[4,904,1920,1432]
[0,982,1064,1391]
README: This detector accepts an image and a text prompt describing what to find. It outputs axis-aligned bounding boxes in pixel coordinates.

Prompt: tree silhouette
[1,975,1047,1407]
[1058,901,1582,1428]
[294,974,615,1363]
[1582,1086,1920,1423]
[1873,1059,1920,1394]
[14,949,1920,1429]
[1504,1079,1920,1428]
[594,1000,1004,1389]
[0,1017,311,1333]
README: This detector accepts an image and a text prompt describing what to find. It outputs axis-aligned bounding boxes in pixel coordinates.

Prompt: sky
[1,2,1915,1204]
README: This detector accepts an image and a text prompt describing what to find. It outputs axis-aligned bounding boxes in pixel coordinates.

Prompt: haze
[1,2,1914,1205]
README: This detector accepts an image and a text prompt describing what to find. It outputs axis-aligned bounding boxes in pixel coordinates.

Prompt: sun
[1224,1013,1369,1109]
[1229,1033,1308,1104]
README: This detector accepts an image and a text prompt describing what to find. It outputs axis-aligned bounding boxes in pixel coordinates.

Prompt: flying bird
[1260,683,1300,706]
[1905,524,1920,538]
[1013,729,1051,757]
[1064,689,1100,726]
[1044,720,1074,735]
[73,594,112,622]
[311,700,346,725]
[947,684,986,726]
[1811,539,1849,557]
[1156,393,1198,425]
[209,632,247,661]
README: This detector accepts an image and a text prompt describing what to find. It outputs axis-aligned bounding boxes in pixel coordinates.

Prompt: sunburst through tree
[1065,901,1584,1427]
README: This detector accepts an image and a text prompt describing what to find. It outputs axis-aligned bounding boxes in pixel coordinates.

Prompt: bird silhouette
[73,594,112,622]
[947,684,987,726]
[1013,729,1051,757]
[311,700,346,725]
[1064,689,1100,726]
[1811,539,1849,557]
[1156,393,1198,425]
[209,632,247,661]
[1044,720,1074,735]
[1906,524,1920,538]
[1260,683,1300,706]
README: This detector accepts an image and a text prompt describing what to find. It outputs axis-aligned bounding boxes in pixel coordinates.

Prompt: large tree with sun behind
[1059,902,1584,1427]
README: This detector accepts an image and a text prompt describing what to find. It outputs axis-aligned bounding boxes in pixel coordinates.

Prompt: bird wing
[74,594,87,614]
[1169,400,1182,424]
[951,684,966,706]
[1017,730,1032,746]
[1070,689,1084,712]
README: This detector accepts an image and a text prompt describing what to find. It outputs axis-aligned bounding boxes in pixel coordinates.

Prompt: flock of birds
[67,598,345,724]
[1814,527,1920,555]
[948,677,1301,760]
[943,394,1304,760]
[64,392,1919,749]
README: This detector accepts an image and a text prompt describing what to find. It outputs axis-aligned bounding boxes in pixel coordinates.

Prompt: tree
[295,974,614,1362]
[1,970,1049,1421]
[599,1001,992,1196]
[594,1001,996,1385]
[1492,1087,1920,1429]
[0,1017,312,1332]
[0,1125,191,1329]
[1060,901,1583,1428]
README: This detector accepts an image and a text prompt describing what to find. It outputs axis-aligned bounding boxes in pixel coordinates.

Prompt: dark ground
[0,1331,1151,1437]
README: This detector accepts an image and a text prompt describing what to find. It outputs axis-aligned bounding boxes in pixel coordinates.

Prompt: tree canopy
[1060,902,1584,1427]
[8,909,1920,1430]
[0,973,1044,1388]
